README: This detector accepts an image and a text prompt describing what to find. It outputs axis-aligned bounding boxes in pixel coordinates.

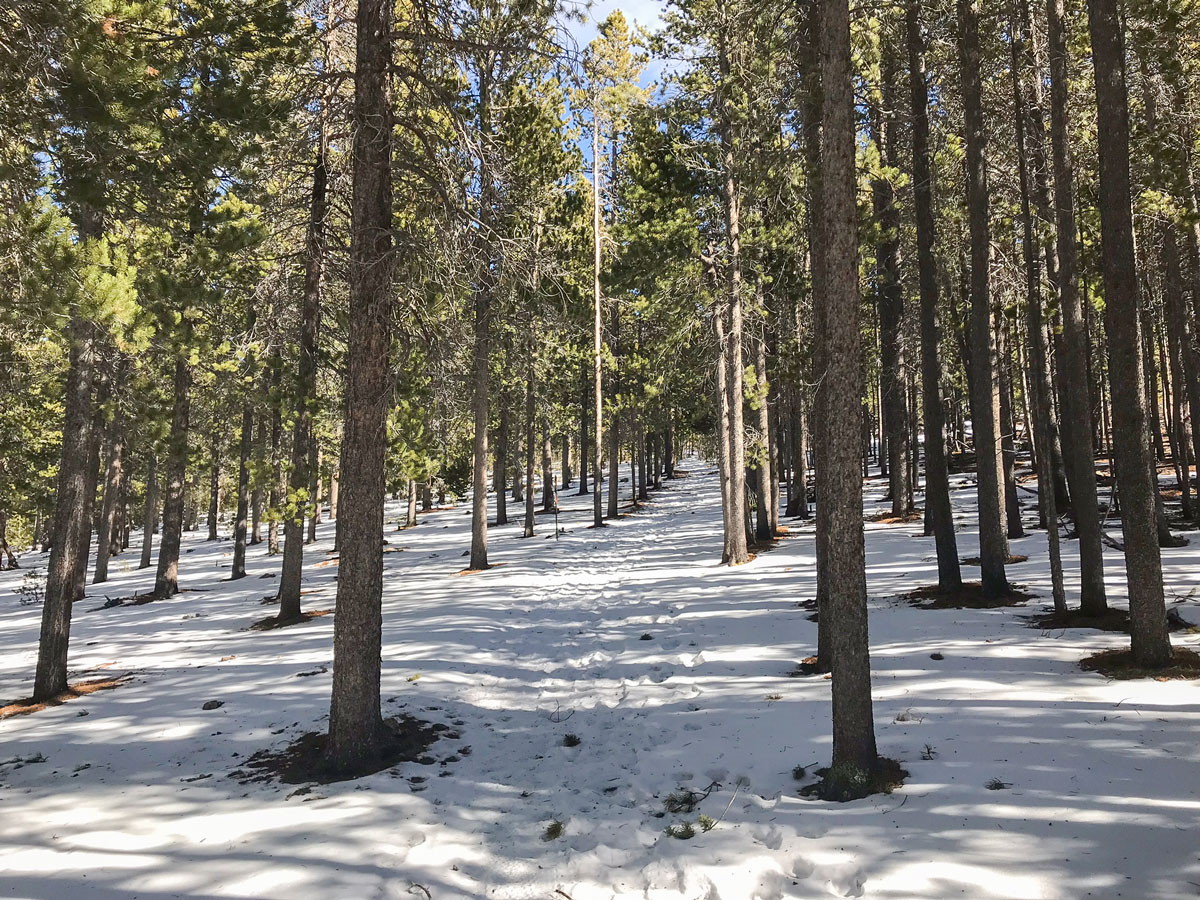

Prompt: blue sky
[566,0,665,45]
[562,0,666,86]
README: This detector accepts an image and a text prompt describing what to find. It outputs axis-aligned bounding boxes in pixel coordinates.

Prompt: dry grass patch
[905,582,1034,610]
[1026,607,1195,634]
[867,509,924,525]
[249,609,333,631]
[1080,646,1200,680]
[0,675,132,719]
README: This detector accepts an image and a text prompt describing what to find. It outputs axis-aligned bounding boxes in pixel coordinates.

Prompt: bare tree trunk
[139,453,158,570]
[34,308,97,700]
[267,367,283,555]
[818,0,877,769]
[250,410,264,545]
[1046,0,1107,611]
[542,419,554,512]
[1165,227,1200,523]
[326,0,393,769]
[154,343,192,600]
[280,142,327,618]
[93,406,124,584]
[874,59,912,518]
[959,0,1010,598]
[406,478,417,528]
[1086,0,1172,666]
[524,332,536,539]
[1009,1,1065,610]
[908,0,961,590]
[754,327,773,539]
[494,405,508,526]
[997,316,1025,538]
[231,396,254,580]
[717,23,749,565]
[592,118,604,523]
[206,430,220,541]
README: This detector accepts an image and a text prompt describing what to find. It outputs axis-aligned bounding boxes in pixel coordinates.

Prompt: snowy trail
[2,462,1200,899]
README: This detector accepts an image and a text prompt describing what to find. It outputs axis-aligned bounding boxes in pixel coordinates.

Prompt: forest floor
[2,461,1200,899]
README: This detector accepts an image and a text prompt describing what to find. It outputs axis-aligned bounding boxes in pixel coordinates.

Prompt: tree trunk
[279,143,327,618]
[874,60,912,518]
[592,115,604,524]
[154,346,191,600]
[494,405,509,526]
[93,407,124,584]
[326,0,393,769]
[959,0,1010,598]
[1086,0,1172,666]
[231,396,254,580]
[717,25,749,566]
[1045,0,1107,611]
[907,0,961,590]
[997,316,1025,538]
[267,367,283,555]
[139,453,158,570]
[818,0,877,769]
[34,310,97,701]
[1009,1,1065,610]
[524,334,536,539]
[250,410,264,545]
[579,361,589,496]
[754,328,773,539]
[206,430,221,542]
[542,419,554,512]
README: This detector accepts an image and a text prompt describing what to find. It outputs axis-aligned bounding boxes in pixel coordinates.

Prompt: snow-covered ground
[2,462,1199,900]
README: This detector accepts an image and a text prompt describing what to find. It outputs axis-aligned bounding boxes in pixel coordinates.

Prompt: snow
[2,461,1199,899]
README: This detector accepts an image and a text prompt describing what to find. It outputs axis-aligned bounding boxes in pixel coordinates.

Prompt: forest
[2,0,1200,896]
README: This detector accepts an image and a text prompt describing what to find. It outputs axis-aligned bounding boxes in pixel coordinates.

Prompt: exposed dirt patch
[455,562,508,576]
[248,609,334,631]
[0,675,132,719]
[237,716,456,784]
[905,582,1035,610]
[867,509,924,525]
[1025,607,1195,634]
[1080,647,1200,681]
[788,655,827,677]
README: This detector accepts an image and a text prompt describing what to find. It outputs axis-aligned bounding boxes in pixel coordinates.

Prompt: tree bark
[154,343,191,601]
[34,309,97,701]
[958,0,1010,598]
[907,0,961,590]
[818,0,877,769]
[1085,0,1172,666]
[139,453,158,570]
[206,431,221,541]
[874,59,912,518]
[93,405,124,584]
[279,143,327,618]
[326,0,393,768]
[231,395,254,580]
[717,22,749,566]
[1045,0,1107,611]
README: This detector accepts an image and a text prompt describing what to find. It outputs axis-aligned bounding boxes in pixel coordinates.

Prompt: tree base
[905,582,1033,610]
[2,675,131,720]
[799,757,908,802]
[239,715,456,784]
[249,609,333,631]
[1025,607,1194,634]
[1080,647,1200,680]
